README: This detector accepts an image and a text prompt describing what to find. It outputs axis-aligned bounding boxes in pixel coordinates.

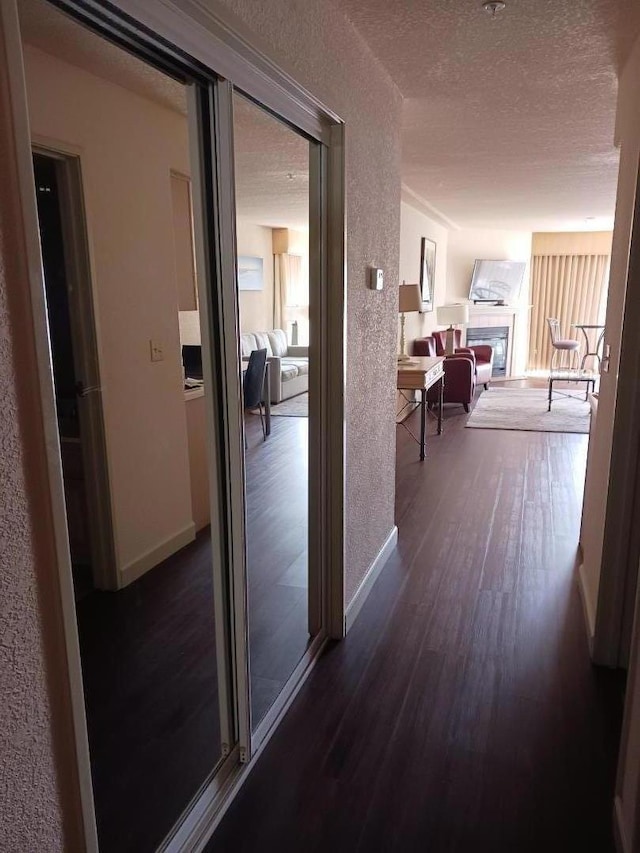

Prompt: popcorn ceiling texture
[216,0,403,602]
[0,204,65,847]
[341,0,640,231]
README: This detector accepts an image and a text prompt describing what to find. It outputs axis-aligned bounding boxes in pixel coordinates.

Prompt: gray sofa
[240,329,308,403]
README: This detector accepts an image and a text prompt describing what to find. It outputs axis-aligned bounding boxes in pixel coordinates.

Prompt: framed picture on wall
[237,255,264,291]
[420,237,436,312]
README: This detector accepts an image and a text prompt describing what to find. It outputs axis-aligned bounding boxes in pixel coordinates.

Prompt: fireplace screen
[466,326,509,377]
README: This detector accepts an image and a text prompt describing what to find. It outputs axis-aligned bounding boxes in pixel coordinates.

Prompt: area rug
[269,392,308,418]
[466,388,590,434]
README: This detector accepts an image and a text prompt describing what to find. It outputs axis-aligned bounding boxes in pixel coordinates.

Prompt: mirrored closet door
[232,92,317,732]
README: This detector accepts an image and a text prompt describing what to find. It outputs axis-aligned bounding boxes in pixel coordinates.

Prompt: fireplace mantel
[463,304,531,378]
[468,304,530,317]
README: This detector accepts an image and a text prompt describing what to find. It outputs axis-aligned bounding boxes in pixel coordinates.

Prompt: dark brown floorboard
[77,414,309,852]
[77,533,221,853]
[245,413,310,723]
[210,386,625,853]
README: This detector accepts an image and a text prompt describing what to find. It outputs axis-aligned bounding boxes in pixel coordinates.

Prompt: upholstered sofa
[240,329,308,403]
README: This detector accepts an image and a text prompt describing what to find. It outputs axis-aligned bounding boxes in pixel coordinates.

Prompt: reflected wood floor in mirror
[77,533,221,853]
[210,385,625,852]
[77,413,310,851]
[245,412,311,726]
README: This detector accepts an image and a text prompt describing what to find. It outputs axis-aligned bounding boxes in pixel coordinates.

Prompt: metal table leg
[420,388,426,461]
[437,376,444,435]
[548,376,553,412]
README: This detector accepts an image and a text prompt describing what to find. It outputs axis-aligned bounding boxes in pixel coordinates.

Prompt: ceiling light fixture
[482,1,506,16]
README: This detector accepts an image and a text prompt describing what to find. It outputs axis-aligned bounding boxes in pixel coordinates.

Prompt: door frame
[32,144,118,592]
[4,0,346,848]
[594,154,640,668]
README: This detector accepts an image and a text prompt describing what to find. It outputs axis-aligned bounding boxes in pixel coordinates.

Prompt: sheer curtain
[273,253,309,344]
[527,253,609,372]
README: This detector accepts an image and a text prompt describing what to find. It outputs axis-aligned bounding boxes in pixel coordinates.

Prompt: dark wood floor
[245,413,310,725]
[77,533,221,853]
[210,387,625,852]
[76,412,309,852]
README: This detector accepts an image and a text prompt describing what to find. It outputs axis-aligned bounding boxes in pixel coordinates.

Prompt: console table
[397,356,445,460]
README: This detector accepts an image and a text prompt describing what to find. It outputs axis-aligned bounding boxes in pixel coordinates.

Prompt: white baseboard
[120,522,196,587]
[577,560,596,655]
[345,526,398,633]
[614,795,630,853]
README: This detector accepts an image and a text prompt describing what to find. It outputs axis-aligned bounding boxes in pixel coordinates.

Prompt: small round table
[573,323,605,371]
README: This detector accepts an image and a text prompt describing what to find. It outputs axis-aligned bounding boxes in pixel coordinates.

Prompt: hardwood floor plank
[210,387,625,853]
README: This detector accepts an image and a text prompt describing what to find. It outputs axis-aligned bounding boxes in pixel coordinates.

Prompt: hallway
[212,402,623,851]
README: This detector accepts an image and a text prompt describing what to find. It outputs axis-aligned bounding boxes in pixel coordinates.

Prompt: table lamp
[436,303,469,355]
[398,282,422,362]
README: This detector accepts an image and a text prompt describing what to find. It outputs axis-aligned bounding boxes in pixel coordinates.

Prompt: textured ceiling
[20,0,636,232]
[233,95,309,230]
[341,0,640,230]
[18,0,308,229]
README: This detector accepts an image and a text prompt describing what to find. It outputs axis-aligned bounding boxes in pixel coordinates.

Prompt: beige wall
[580,52,640,650]
[602,33,640,852]
[446,227,532,302]
[398,200,448,352]
[237,220,274,332]
[218,0,403,602]
[23,46,194,579]
[532,231,613,256]
[447,228,532,375]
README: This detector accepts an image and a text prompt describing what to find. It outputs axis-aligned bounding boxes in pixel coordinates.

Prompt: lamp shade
[436,303,469,326]
[398,282,422,314]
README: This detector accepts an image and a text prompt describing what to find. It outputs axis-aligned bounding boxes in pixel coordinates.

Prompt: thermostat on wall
[369,267,384,290]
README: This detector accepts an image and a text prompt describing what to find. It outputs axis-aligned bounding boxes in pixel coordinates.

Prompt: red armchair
[431,329,494,389]
[413,336,476,412]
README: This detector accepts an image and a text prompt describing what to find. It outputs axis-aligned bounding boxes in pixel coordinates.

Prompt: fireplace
[466,326,509,377]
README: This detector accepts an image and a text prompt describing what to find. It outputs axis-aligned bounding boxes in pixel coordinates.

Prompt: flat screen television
[469,259,526,304]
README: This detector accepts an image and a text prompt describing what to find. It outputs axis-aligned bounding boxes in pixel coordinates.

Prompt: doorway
[34,151,91,596]
[32,149,116,597]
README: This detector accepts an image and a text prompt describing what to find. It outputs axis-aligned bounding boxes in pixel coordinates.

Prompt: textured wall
[0,227,66,853]
[213,0,403,601]
[0,16,68,848]
[0,0,401,845]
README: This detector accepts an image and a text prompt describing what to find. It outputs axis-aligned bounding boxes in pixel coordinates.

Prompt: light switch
[150,339,164,362]
[369,267,384,290]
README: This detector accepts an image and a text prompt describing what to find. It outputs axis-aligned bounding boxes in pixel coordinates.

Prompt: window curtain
[527,253,609,372]
[273,253,308,343]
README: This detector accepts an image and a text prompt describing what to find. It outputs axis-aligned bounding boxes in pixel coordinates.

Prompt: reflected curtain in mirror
[274,253,306,341]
